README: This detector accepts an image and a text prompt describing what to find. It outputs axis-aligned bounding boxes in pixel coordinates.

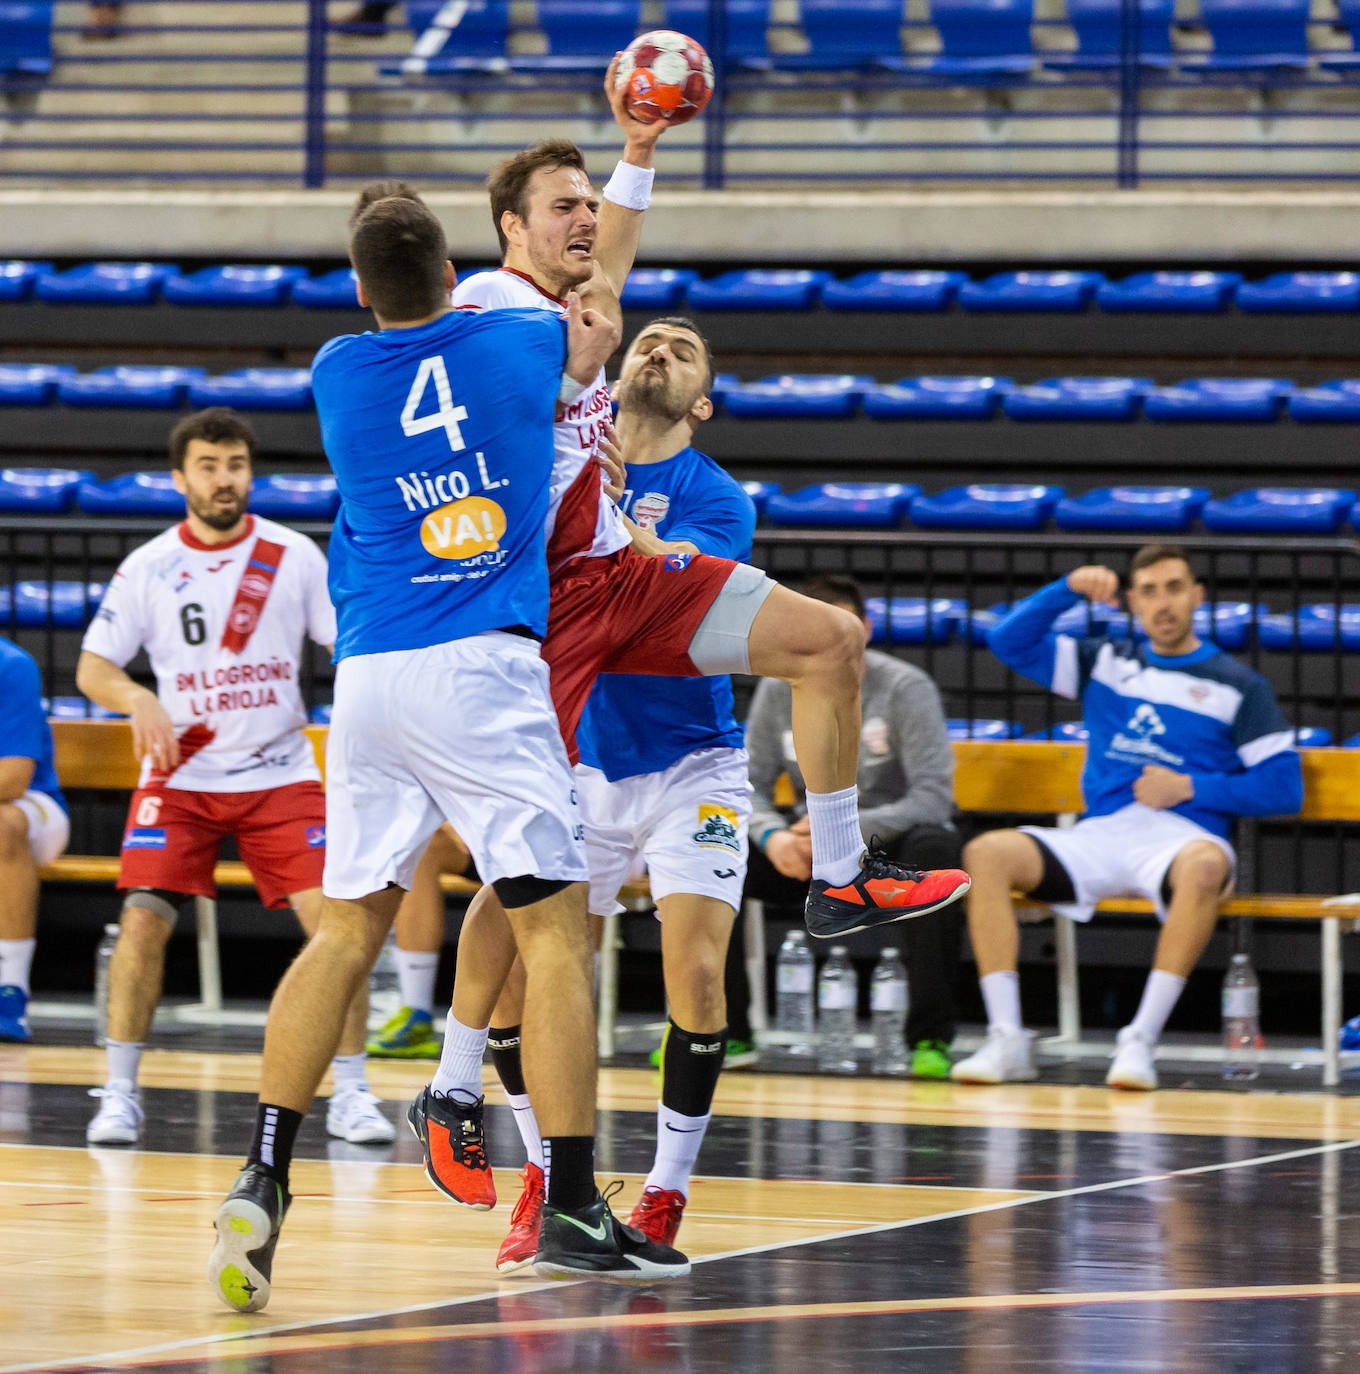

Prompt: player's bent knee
[0,805,31,860]
[122,888,186,928]
[1171,844,1231,896]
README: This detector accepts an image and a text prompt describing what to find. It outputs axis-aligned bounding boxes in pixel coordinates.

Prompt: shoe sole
[209,1197,276,1313]
[364,1043,442,1060]
[1106,1070,1157,1091]
[406,1101,495,1210]
[950,1066,1039,1084]
[496,1249,537,1274]
[86,1123,140,1145]
[806,878,971,940]
[329,1121,398,1145]
[532,1255,691,1283]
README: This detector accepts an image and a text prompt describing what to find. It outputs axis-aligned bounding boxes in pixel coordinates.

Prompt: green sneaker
[366,1006,441,1059]
[910,1040,952,1080]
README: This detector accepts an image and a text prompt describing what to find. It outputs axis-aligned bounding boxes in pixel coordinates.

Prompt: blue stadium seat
[773,0,902,70]
[957,271,1104,312]
[1259,606,1360,652]
[0,363,75,405]
[1142,378,1292,422]
[1052,601,1129,636]
[708,372,739,409]
[0,466,92,512]
[516,1,641,71]
[1181,0,1310,73]
[1291,727,1333,747]
[308,703,333,725]
[619,268,699,311]
[1054,485,1211,532]
[163,265,309,307]
[910,0,1034,81]
[0,260,51,302]
[663,0,772,68]
[911,483,1064,530]
[13,580,100,628]
[722,374,872,418]
[48,696,123,720]
[1096,271,1241,312]
[741,480,780,515]
[1319,0,1360,71]
[864,596,966,645]
[0,3,53,80]
[394,1,510,74]
[78,472,185,517]
[1196,603,1260,651]
[864,375,1011,420]
[1027,721,1090,741]
[963,605,1004,645]
[249,474,339,520]
[188,368,313,411]
[763,482,918,528]
[1044,0,1174,70]
[35,262,177,305]
[1003,377,1151,422]
[1235,272,1360,312]
[1287,381,1360,423]
[1203,487,1357,532]
[290,268,359,309]
[821,270,968,312]
[686,270,833,311]
[946,718,1023,741]
[59,366,205,409]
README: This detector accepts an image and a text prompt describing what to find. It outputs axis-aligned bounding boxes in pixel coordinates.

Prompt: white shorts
[323,633,588,900]
[576,746,752,918]
[1020,804,1235,924]
[16,790,69,867]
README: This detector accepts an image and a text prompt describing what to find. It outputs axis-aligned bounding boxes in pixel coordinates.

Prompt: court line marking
[6,1134,1358,1374]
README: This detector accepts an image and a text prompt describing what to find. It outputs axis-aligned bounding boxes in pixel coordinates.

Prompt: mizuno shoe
[805,842,970,940]
[407,1085,496,1209]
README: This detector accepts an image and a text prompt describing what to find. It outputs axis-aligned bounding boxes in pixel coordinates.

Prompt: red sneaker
[496,1162,545,1273]
[805,843,970,939]
[627,1186,687,1247]
[406,1086,496,1210]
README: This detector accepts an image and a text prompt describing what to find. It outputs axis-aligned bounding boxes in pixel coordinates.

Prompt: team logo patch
[174,569,192,592]
[633,491,670,531]
[123,827,167,850]
[693,803,740,854]
[1127,703,1166,740]
[305,825,326,849]
[664,552,693,572]
[862,716,890,756]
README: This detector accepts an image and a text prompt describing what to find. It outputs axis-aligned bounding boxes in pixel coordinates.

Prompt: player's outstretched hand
[598,421,627,503]
[605,51,667,153]
[1066,565,1121,607]
[130,693,180,770]
[564,290,621,383]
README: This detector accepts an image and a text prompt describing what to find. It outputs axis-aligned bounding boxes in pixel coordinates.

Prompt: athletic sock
[395,949,439,1016]
[247,1103,303,1189]
[645,1105,712,1197]
[980,971,1023,1031]
[104,1038,143,1089]
[805,786,863,886]
[1128,969,1187,1045]
[543,1134,595,1213]
[489,1023,545,1169]
[430,1014,488,1098]
[330,1051,367,1096]
[0,937,36,994]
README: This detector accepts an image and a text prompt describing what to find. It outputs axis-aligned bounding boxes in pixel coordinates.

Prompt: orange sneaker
[805,842,970,939]
[627,1186,687,1247]
[496,1162,545,1273]
[406,1086,496,1210]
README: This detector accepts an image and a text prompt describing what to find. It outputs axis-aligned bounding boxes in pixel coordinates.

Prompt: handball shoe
[627,1186,687,1248]
[407,1086,496,1209]
[366,1006,441,1060]
[805,844,970,940]
[86,1081,143,1145]
[496,1162,546,1273]
[950,1026,1038,1084]
[534,1184,690,1283]
[1106,1026,1158,1092]
[209,1165,291,1313]
[909,1040,953,1081]
[326,1086,396,1144]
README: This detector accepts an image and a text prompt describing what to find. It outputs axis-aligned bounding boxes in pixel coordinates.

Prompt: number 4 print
[402,356,469,452]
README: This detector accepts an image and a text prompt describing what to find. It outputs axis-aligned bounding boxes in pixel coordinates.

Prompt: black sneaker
[805,841,971,939]
[406,1086,496,1209]
[533,1182,691,1283]
[209,1165,291,1312]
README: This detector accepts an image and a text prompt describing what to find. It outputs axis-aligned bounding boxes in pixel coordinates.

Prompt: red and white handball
[615,29,715,127]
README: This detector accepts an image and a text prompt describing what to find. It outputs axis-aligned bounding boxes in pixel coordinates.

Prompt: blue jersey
[577,445,755,782]
[0,639,64,813]
[312,308,568,659]
[990,578,1302,839]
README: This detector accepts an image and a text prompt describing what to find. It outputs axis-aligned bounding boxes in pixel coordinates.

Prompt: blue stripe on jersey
[312,309,567,660]
[576,446,755,782]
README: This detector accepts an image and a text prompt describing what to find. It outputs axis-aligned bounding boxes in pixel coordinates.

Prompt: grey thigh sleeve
[687,563,778,675]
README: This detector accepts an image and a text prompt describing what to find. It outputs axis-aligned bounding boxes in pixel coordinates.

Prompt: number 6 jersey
[82,515,336,793]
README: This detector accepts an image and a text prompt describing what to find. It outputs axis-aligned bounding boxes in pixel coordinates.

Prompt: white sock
[395,949,439,1016]
[0,938,35,994]
[104,1039,143,1089]
[805,786,863,886]
[980,971,1023,1031]
[331,1051,367,1095]
[644,1103,711,1197]
[508,1091,544,1169]
[1128,969,1187,1045]
[431,1014,488,1098]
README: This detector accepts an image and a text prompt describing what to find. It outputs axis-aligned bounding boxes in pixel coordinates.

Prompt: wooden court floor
[3,1041,1360,1373]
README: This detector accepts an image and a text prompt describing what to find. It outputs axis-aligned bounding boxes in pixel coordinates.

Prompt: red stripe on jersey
[547,459,604,578]
[498,267,566,306]
[219,537,287,655]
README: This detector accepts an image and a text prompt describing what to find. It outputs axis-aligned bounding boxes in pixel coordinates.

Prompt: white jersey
[450,267,630,574]
[82,515,336,793]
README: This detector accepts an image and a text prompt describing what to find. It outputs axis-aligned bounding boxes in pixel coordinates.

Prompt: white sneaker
[326,1086,396,1144]
[1106,1026,1158,1091]
[86,1082,143,1145]
[950,1026,1038,1084]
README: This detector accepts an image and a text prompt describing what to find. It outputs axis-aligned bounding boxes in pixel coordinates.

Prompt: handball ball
[616,30,715,127]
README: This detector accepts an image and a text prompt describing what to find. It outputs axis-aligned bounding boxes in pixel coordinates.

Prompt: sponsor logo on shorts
[693,803,740,854]
[305,825,326,848]
[123,827,167,850]
[664,552,693,572]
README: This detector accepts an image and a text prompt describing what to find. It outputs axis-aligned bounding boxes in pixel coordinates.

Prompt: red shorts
[117,779,326,910]
[546,547,737,763]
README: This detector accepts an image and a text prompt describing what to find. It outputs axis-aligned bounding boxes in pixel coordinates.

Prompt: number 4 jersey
[82,515,336,793]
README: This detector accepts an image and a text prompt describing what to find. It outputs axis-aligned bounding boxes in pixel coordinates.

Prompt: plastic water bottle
[368,932,401,1031]
[93,923,119,1048]
[1221,952,1261,1082]
[870,946,909,1075]
[775,929,815,1056]
[817,945,859,1074]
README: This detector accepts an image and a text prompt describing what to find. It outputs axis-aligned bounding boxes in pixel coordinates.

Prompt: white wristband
[603,160,654,212]
[558,374,589,407]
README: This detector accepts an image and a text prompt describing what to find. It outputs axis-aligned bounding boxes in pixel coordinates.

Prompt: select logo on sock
[690,1041,724,1055]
